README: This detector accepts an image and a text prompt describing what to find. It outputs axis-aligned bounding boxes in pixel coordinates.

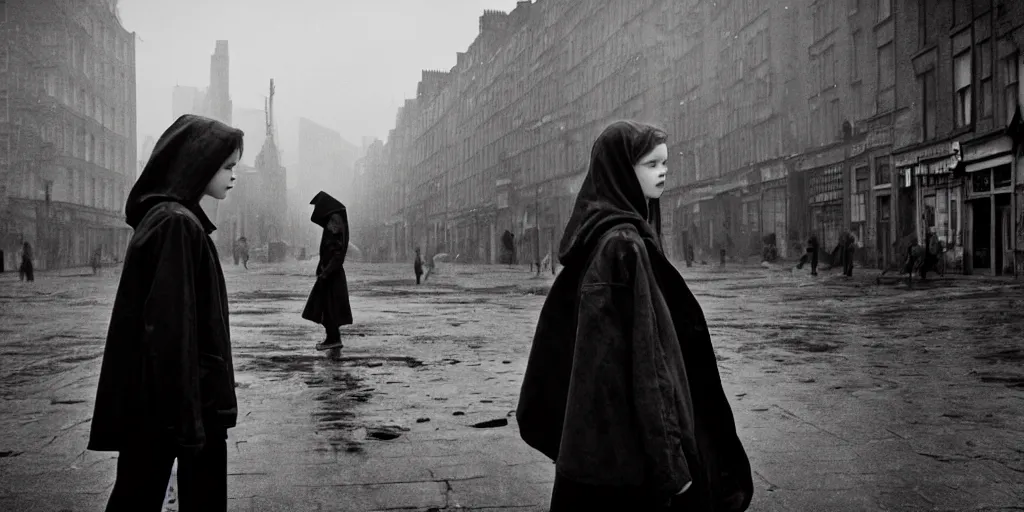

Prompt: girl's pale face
[633,143,668,200]
[204,149,240,200]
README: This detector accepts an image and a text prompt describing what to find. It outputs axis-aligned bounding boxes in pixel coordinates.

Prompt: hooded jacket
[88,115,244,452]
[302,191,353,327]
[516,121,753,511]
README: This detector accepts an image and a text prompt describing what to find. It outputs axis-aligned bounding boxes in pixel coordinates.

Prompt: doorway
[996,193,1011,275]
[970,198,992,271]
[876,195,891,269]
[897,185,916,242]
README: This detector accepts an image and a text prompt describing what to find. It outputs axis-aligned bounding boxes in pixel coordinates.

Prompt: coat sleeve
[142,213,205,450]
[556,233,692,499]
[318,239,346,278]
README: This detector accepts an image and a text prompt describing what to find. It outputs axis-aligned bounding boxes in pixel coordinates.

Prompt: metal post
[534,185,541,277]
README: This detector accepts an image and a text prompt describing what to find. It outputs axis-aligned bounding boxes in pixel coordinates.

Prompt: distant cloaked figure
[302,191,353,351]
[19,241,33,282]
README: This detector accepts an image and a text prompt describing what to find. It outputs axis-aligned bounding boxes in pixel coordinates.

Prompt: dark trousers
[415,272,422,284]
[19,259,33,281]
[105,432,227,512]
[797,250,818,274]
[842,246,855,276]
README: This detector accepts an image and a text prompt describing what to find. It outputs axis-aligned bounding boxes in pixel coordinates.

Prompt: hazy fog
[120,0,522,155]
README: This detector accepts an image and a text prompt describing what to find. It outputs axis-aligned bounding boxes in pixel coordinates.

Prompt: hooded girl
[302,191,353,350]
[516,121,753,511]
[88,114,244,511]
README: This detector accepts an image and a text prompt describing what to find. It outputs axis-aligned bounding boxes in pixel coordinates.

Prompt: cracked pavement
[1,261,1022,511]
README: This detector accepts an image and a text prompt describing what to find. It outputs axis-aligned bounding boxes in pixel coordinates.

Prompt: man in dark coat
[19,241,33,281]
[517,121,753,511]
[302,191,353,351]
[88,114,244,511]
[414,247,424,284]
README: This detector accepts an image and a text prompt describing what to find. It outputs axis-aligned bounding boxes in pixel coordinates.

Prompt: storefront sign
[893,142,959,168]
[713,176,749,196]
[918,153,961,175]
[796,146,845,172]
[961,136,1013,164]
[759,163,787,183]
[849,127,893,157]
[679,185,715,206]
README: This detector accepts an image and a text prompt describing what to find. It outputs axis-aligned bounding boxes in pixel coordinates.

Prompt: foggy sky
[120,0,522,157]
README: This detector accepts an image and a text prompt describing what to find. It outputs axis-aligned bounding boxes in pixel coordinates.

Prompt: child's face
[204,149,240,200]
[327,213,344,234]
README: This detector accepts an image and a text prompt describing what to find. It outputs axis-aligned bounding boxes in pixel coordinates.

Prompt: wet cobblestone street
[1,261,1022,511]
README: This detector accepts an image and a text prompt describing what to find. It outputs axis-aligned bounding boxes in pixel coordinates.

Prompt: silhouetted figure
[796,234,819,276]
[90,114,245,512]
[414,247,424,284]
[302,191,353,351]
[19,242,33,282]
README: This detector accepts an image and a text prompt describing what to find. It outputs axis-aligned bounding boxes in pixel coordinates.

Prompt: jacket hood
[558,120,664,268]
[125,115,244,232]
[309,191,348,229]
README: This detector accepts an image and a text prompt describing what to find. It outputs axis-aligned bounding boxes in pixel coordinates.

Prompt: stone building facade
[351,0,1024,275]
[0,0,137,271]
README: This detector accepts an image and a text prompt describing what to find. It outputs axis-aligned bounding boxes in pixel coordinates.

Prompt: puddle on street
[238,350,427,452]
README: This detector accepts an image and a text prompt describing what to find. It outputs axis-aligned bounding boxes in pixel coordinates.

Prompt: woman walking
[517,121,753,511]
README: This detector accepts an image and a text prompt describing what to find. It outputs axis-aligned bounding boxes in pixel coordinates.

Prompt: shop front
[893,141,964,271]
[960,135,1016,275]
[806,163,845,254]
[673,184,715,263]
[755,162,788,258]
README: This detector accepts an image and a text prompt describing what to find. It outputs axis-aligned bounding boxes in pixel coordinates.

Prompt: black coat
[89,115,244,452]
[517,121,752,511]
[302,230,353,326]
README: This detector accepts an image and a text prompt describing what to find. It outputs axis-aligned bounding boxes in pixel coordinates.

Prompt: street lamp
[534,184,541,277]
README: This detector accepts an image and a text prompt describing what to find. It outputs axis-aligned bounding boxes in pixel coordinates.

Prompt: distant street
[1,261,1022,511]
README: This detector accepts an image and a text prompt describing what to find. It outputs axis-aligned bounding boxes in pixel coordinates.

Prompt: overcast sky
[119,0,522,155]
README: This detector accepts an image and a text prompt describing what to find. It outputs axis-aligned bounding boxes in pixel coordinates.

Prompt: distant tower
[255,79,288,253]
[207,40,232,125]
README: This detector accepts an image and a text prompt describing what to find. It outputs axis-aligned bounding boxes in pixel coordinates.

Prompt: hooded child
[302,191,353,350]
[88,114,244,511]
[516,121,753,512]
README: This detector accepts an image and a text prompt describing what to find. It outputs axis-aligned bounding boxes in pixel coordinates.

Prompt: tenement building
[1,0,137,271]
[351,0,1024,276]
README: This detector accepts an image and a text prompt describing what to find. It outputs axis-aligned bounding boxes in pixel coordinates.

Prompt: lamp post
[534,184,541,277]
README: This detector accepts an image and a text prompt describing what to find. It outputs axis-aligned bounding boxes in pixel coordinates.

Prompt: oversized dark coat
[88,115,244,452]
[301,191,353,327]
[516,121,753,511]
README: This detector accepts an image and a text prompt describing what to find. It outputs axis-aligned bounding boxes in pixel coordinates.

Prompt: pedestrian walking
[517,120,753,511]
[302,191,353,352]
[795,233,819,276]
[842,231,857,277]
[920,228,940,279]
[237,237,249,269]
[91,247,103,275]
[19,241,33,282]
[88,114,244,512]
[414,247,424,284]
